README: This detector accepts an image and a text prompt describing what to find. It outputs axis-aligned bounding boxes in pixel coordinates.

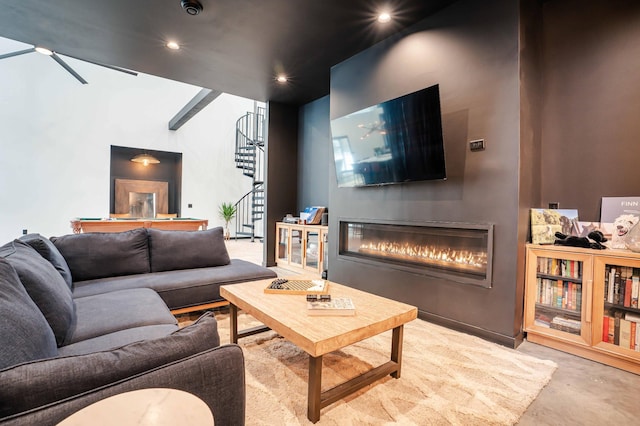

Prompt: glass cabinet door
[593,256,640,353]
[289,227,304,267]
[525,248,592,345]
[276,225,289,263]
[304,230,320,271]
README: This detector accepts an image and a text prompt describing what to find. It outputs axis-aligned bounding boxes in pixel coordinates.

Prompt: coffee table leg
[230,303,238,344]
[307,355,323,423]
[391,325,404,378]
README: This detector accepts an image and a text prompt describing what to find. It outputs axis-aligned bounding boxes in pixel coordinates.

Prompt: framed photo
[530,208,580,244]
[600,197,640,249]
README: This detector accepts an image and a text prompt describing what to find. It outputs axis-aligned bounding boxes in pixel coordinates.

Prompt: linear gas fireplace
[339,220,493,287]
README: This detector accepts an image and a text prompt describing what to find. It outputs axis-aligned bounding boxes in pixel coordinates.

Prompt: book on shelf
[607,267,616,304]
[603,315,610,342]
[307,297,355,316]
[549,316,581,334]
[608,313,616,344]
[619,319,632,349]
[613,270,622,305]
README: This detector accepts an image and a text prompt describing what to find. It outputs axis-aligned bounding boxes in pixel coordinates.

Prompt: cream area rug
[211,313,557,426]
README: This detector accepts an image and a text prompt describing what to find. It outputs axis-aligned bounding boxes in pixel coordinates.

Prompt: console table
[71,218,208,233]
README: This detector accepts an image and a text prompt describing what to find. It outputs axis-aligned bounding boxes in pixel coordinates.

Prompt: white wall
[0,37,260,241]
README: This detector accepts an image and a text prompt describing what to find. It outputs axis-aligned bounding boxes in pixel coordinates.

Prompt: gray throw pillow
[0,240,76,346]
[0,312,220,418]
[20,233,73,289]
[148,227,231,272]
[51,228,150,282]
[0,259,58,370]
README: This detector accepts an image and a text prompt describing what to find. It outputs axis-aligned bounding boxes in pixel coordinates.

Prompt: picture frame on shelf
[530,208,580,244]
[600,197,640,249]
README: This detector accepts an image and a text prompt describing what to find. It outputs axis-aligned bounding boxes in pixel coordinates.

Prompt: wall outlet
[549,202,559,209]
[469,139,485,151]
[188,203,193,208]
[22,229,28,235]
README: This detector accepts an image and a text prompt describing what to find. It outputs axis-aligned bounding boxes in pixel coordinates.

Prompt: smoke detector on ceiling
[181,0,203,15]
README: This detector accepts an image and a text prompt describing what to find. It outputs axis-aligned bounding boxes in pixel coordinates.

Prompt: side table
[57,388,214,425]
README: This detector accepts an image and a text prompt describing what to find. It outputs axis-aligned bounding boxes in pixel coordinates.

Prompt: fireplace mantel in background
[115,179,169,216]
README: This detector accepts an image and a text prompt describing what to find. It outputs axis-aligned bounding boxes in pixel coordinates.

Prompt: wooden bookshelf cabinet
[525,244,640,374]
[275,222,328,277]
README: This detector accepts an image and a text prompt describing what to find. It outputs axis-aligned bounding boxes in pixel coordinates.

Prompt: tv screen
[330,84,446,187]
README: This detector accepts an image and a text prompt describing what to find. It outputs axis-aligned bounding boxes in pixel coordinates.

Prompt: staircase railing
[233,106,266,241]
[233,182,264,241]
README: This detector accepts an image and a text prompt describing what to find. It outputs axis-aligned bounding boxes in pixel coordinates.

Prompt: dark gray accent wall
[264,102,299,266]
[541,0,640,221]
[298,97,331,212]
[518,0,544,339]
[326,0,523,346]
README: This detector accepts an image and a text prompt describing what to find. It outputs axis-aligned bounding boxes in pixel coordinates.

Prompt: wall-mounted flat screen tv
[330,84,446,187]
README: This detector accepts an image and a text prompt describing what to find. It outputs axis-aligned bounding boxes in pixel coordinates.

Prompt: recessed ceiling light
[276,75,288,83]
[166,41,181,50]
[377,12,392,23]
[34,46,53,56]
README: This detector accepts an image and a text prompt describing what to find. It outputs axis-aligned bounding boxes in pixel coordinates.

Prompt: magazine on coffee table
[307,297,355,316]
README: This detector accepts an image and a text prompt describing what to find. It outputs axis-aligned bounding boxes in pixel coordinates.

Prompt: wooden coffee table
[220,278,417,423]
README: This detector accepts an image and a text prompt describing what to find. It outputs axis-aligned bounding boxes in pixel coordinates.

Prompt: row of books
[536,278,582,312]
[536,257,581,279]
[603,311,640,351]
[604,266,640,308]
[534,313,581,335]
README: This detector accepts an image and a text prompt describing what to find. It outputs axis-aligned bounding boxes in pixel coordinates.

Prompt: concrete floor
[224,239,640,425]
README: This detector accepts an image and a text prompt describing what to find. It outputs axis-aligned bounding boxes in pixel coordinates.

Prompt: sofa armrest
[0,344,245,426]
[0,313,234,423]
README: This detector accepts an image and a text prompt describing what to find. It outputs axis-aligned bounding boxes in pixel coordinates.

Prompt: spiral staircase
[233,106,266,241]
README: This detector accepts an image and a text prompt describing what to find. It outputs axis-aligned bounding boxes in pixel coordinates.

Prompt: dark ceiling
[0,0,458,105]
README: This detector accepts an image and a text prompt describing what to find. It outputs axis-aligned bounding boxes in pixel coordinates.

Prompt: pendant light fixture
[131,153,160,166]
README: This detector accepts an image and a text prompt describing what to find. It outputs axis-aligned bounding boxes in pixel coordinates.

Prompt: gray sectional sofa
[0,226,276,425]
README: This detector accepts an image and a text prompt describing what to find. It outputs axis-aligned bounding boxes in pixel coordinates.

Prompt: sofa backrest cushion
[148,227,231,272]
[0,259,58,371]
[51,228,150,282]
[0,312,220,418]
[19,233,73,290]
[0,241,74,347]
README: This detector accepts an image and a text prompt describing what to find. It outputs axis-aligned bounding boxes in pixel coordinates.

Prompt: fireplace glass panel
[339,221,492,286]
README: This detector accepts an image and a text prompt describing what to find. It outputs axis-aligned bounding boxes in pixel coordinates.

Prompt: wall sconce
[131,153,160,166]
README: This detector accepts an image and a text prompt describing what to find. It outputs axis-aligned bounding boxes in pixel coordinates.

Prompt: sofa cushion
[67,288,177,345]
[0,240,76,346]
[72,259,277,309]
[51,228,150,281]
[57,324,179,357]
[148,227,231,273]
[0,312,220,418]
[0,259,58,370]
[19,233,73,290]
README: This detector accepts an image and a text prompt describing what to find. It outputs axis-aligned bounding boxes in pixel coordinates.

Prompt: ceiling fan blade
[51,52,88,84]
[0,48,36,60]
[63,53,138,76]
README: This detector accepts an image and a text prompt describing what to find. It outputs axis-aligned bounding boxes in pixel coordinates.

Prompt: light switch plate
[469,139,485,151]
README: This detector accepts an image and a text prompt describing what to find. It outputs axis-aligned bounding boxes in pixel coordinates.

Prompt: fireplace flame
[359,241,487,272]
